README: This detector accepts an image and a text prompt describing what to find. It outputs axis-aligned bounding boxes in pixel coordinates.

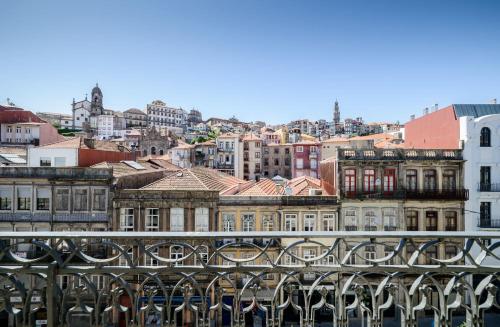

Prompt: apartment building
[124,108,147,128]
[194,140,217,168]
[404,104,500,264]
[321,147,467,265]
[216,133,243,178]
[242,134,263,180]
[0,106,65,146]
[218,176,338,325]
[146,100,187,130]
[292,140,321,178]
[262,143,292,179]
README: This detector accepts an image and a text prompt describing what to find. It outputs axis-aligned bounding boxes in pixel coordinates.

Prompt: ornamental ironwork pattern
[0,231,499,326]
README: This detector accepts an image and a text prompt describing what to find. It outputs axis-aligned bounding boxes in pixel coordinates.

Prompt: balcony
[404,189,469,201]
[478,218,500,228]
[478,183,500,192]
[338,148,463,161]
[341,189,468,201]
[1,231,500,326]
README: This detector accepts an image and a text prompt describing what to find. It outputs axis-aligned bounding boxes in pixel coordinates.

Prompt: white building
[147,100,187,130]
[460,113,500,264]
[72,99,91,130]
[169,143,194,168]
[215,133,244,178]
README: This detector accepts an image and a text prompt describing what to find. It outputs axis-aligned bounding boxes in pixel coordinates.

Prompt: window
[170,208,184,231]
[303,249,317,280]
[54,157,66,167]
[424,170,437,191]
[406,169,417,192]
[426,211,438,231]
[255,151,261,159]
[310,159,317,169]
[296,158,303,169]
[480,127,491,147]
[17,187,31,210]
[222,213,235,232]
[0,188,12,210]
[6,126,12,133]
[284,249,298,265]
[344,169,356,195]
[36,188,50,210]
[480,202,491,226]
[310,146,317,153]
[262,214,274,231]
[345,209,358,231]
[40,157,51,167]
[146,208,160,231]
[145,246,159,266]
[119,208,134,231]
[195,208,209,232]
[195,245,209,266]
[119,248,133,266]
[92,189,106,211]
[345,246,356,265]
[16,126,21,134]
[55,189,69,211]
[383,208,397,231]
[384,245,396,265]
[426,245,438,264]
[406,211,418,231]
[445,211,457,231]
[364,210,377,231]
[323,214,335,232]
[274,148,279,154]
[242,214,255,232]
[442,170,456,190]
[285,214,297,231]
[321,248,336,265]
[445,245,457,260]
[170,246,184,266]
[363,169,375,193]
[480,166,491,191]
[296,146,303,153]
[304,214,316,231]
[383,169,396,193]
[73,189,88,211]
[364,245,376,264]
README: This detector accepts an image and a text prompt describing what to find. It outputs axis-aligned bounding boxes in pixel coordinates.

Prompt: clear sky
[1,0,499,125]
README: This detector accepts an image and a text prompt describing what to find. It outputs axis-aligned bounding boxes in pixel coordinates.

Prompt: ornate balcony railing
[0,231,499,327]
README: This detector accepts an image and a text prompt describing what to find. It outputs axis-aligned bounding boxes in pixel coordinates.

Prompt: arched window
[480,127,491,147]
[151,147,156,155]
[159,149,164,155]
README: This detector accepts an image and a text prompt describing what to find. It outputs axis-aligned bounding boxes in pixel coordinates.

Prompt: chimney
[83,138,96,149]
[410,114,415,120]
[423,108,429,115]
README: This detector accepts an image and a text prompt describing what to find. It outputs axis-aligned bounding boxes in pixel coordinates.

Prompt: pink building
[292,140,321,178]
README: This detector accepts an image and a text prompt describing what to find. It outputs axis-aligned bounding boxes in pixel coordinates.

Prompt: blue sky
[1,0,499,125]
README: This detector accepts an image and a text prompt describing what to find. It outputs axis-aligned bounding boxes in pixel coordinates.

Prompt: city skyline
[1,0,500,124]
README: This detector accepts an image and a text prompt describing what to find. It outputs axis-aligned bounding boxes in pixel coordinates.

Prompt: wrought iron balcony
[478,218,500,228]
[478,182,500,192]
[341,188,469,201]
[0,231,499,327]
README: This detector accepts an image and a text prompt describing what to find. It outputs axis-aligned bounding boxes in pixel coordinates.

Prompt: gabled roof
[288,176,323,195]
[140,167,245,192]
[236,178,283,196]
[0,107,47,124]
